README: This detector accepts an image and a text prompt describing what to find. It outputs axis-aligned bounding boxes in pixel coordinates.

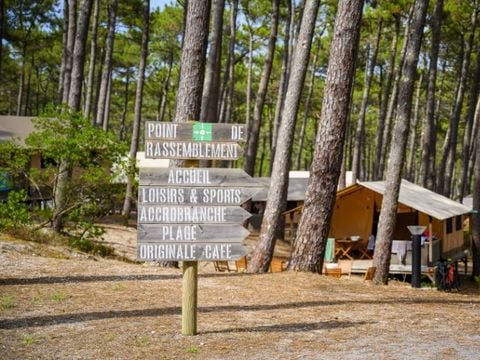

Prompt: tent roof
[0,116,35,145]
[462,195,473,209]
[356,179,471,220]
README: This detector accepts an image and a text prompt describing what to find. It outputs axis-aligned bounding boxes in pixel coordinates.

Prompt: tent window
[456,215,463,231]
[446,218,453,234]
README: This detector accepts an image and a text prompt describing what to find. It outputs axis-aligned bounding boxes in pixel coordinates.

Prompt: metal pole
[411,234,421,288]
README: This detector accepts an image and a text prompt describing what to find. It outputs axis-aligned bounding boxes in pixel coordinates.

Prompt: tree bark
[351,19,382,182]
[244,13,254,142]
[419,0,442,189]
[199,0,224,123]
[248,0,321,273]
[372,0,428,285]
[270,0,292,173]
[122,0,150,218]
[223,0,238,125]
[95,0,118,126]
[244,0,280,176]
[83,0,99,118]
[288,0,364,273]
[119,71,130,142]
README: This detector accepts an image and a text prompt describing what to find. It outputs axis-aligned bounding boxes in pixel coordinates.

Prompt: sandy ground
[1,228,480,360]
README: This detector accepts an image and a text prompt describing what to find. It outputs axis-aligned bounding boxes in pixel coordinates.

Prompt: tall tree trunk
[245,16,254,141]
[458,41,480,200]
[62,0,77,104]
[374,17,400,180]
[174,0,210,124]
[58,0,69,102]
[119,71,130,142]
[157,51,173,122]
[472,107,480,277]
[406,71,423,181]
[372,0,428,285]
[200,0,224,123]
[122,0,150,218]
[53,0,93,233]
[419,0,443,189]
[378,12,412,180]
[16,44,26,116]
[270,0,292,173]
[68,0,93,111]
[438,6,477,197]
[351,20,382,182]
[83,0,99,118]
[244,0,280,176]
[295,41,319,170]
[102,70,112,130]
[223,0,238,125]
[248,0,321,273]
[288,0,364,273]
[95,0,118,126]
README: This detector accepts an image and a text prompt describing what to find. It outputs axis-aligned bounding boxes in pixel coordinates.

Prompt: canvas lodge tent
[283,179,472,275]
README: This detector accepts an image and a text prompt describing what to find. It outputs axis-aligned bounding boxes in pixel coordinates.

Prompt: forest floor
[1,224,480,360]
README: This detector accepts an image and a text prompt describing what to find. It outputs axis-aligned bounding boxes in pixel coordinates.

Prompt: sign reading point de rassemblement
[144,121,246,160]
[137,122,259,262]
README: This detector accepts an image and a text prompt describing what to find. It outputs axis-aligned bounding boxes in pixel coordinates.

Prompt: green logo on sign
[192,123,213,141]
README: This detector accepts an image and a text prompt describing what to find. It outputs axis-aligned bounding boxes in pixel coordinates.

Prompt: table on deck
[335,239,370,260]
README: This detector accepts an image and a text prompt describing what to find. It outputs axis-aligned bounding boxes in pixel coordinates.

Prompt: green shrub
[0,190,31,230]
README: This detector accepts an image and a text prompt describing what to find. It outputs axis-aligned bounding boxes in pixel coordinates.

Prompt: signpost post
[138,122,260,335]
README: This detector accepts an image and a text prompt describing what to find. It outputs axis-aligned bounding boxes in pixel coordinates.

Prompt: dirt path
[1,237,480,360]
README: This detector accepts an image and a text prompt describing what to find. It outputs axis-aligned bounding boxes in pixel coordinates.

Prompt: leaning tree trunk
[53,0,93,232]
[372,0,428,285]
[288,0,364,273]
[223,0,238,125]
[199,0,224,123]
[351,19,382,182]
[83,0,99,118]
[247,0,320,274]
[419,0,443,189]
[244,0,280,176]
[122,0,150,219]
[270,1,292,173]
[95,0,118,127]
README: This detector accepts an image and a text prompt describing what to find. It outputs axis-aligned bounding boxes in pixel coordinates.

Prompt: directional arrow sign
[137,242,249,261]
[137,223,250,243]
[145,121,247,142]
[138,186,259,205]
[139,168,264,187]
[144,140,243,160]
[137,205,252,224]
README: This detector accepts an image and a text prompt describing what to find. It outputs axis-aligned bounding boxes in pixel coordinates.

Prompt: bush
[0,190,31,230]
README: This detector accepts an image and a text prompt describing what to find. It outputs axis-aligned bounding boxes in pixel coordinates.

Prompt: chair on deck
[269,258,286,272]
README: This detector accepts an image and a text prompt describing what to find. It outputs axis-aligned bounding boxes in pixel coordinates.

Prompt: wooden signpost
[137,121,261,336]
